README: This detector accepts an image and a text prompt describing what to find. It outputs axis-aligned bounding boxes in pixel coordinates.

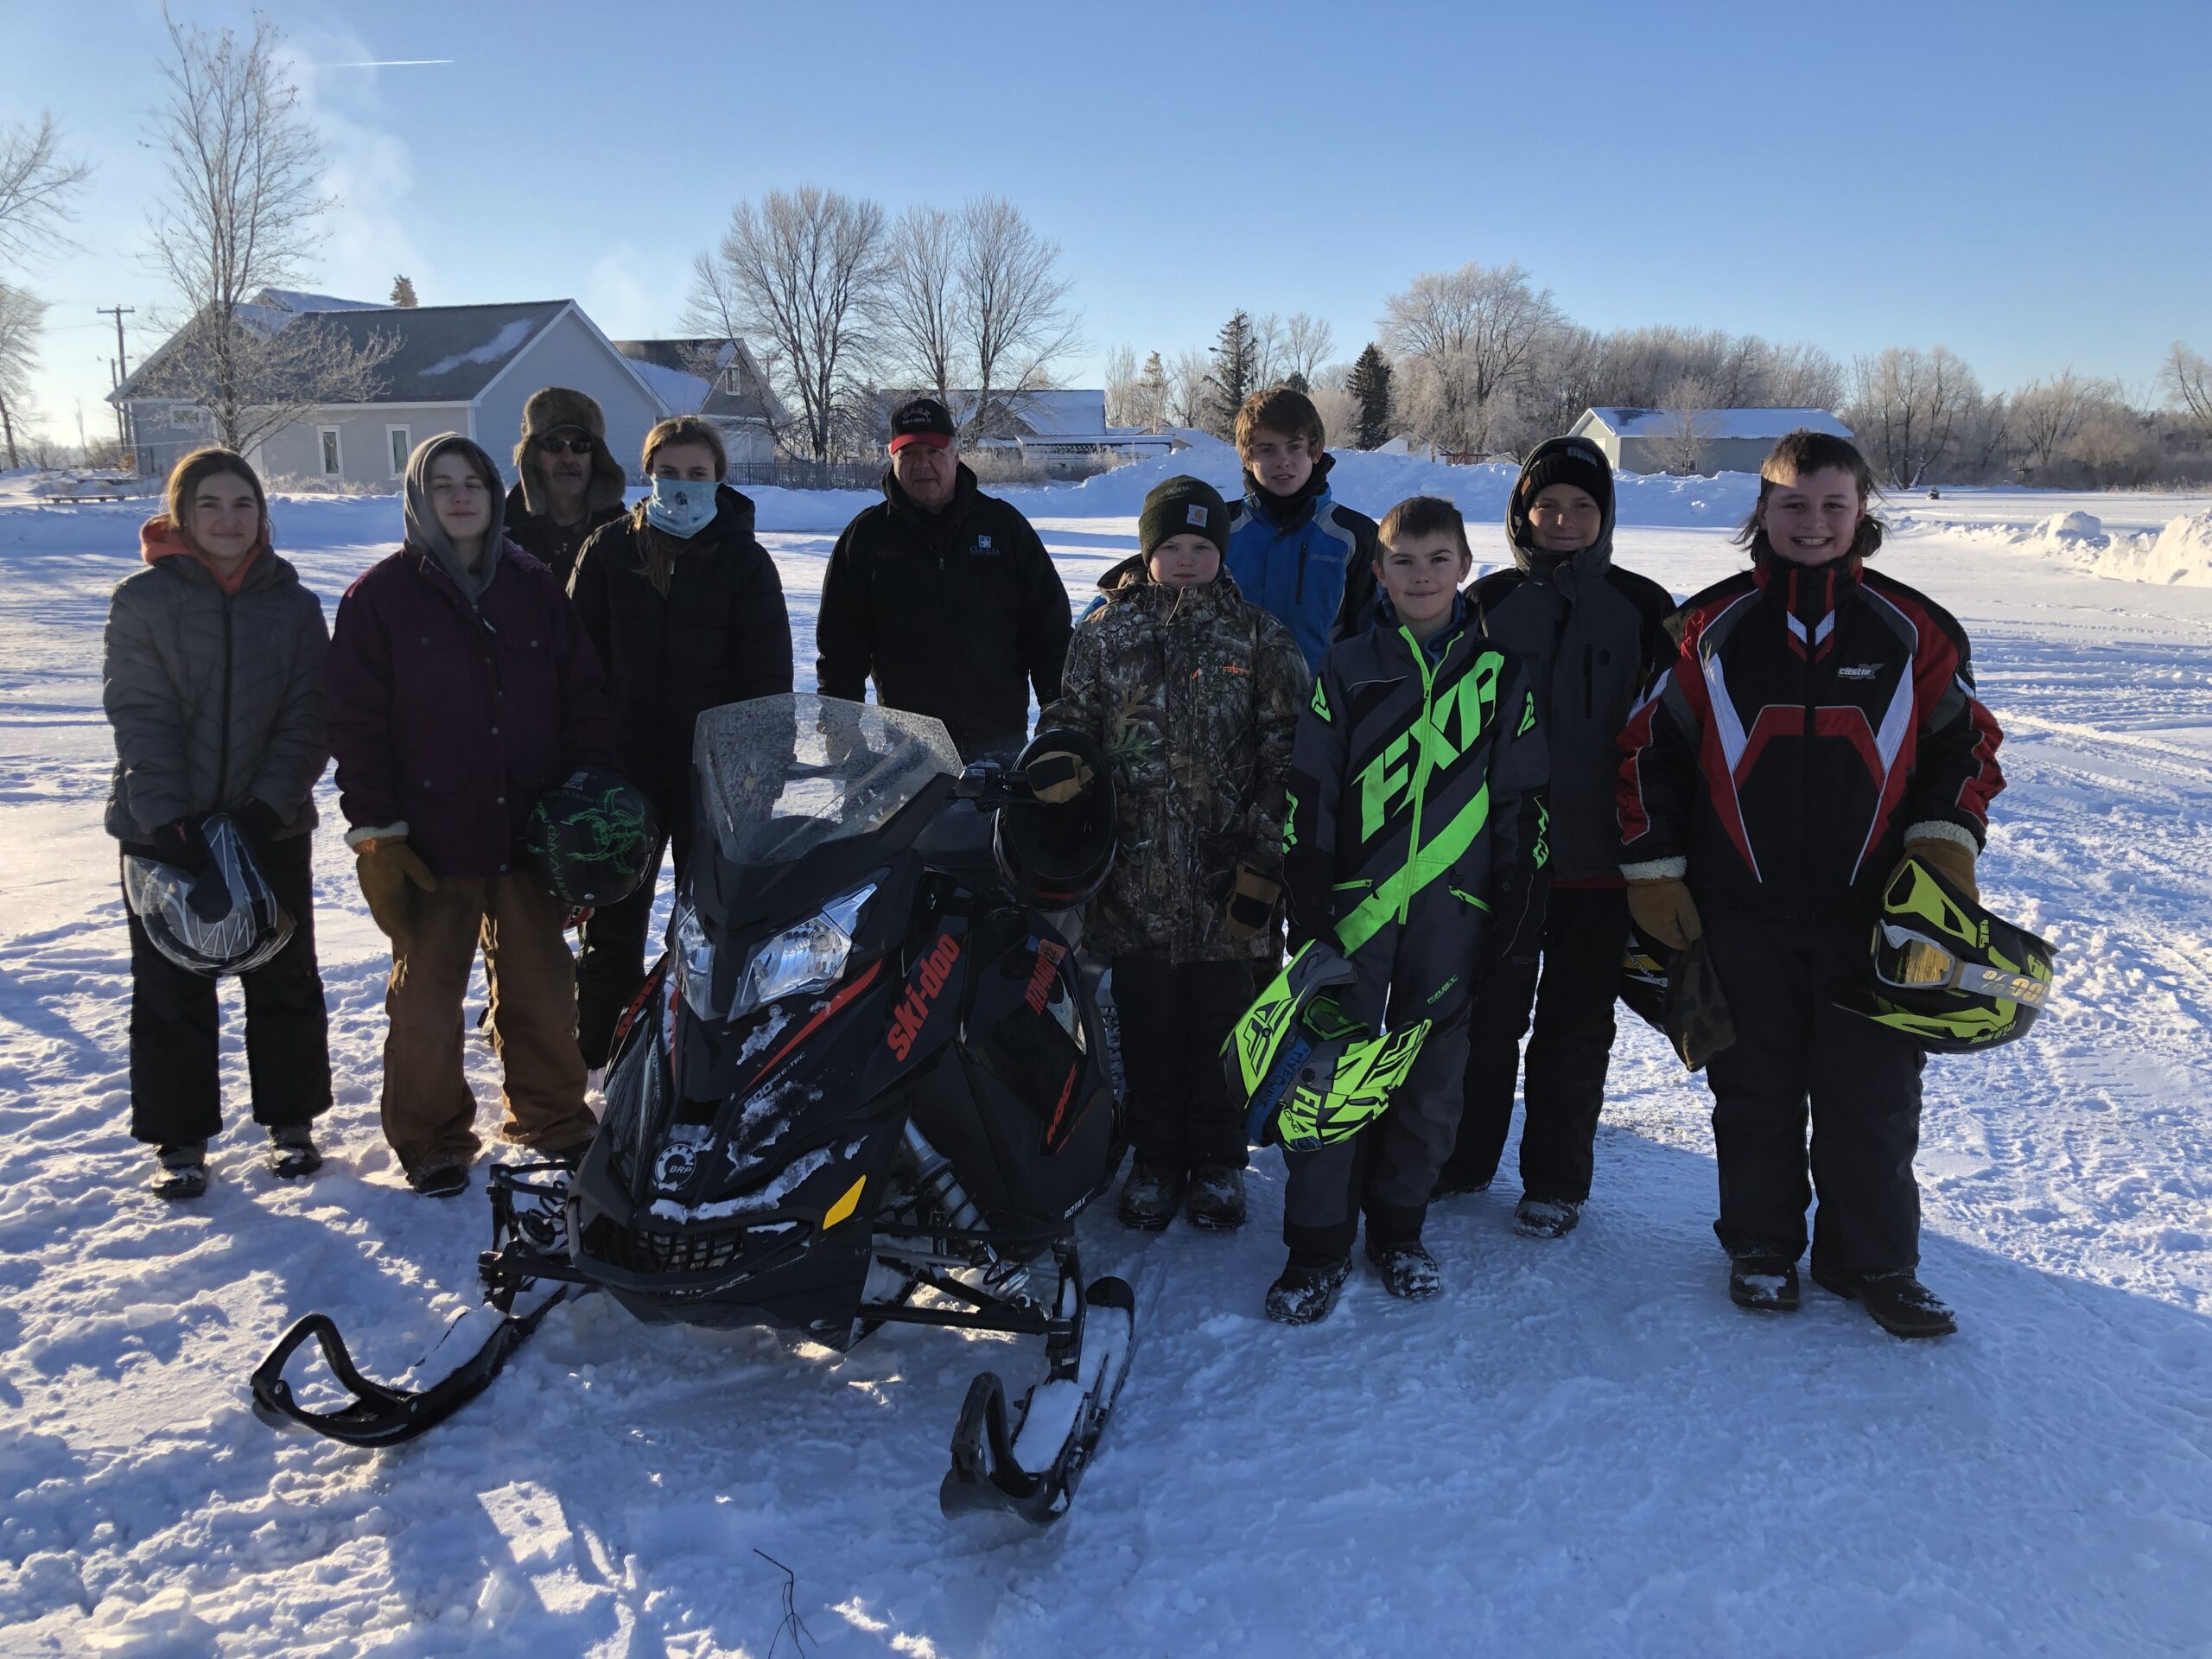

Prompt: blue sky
[11,0,2209,442]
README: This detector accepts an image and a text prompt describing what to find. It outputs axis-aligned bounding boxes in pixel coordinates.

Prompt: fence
[727,460,884,491]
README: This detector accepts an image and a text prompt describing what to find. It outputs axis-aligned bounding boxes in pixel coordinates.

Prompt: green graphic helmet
[524,767,661,906]
[1222,941,1431,1151]
[1833,855,2057,1053]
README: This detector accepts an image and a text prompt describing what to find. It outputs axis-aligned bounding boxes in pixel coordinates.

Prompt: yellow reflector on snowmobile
[822,1174,866,1230]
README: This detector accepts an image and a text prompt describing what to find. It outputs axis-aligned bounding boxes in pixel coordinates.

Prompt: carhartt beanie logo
[1140,475,1230,561]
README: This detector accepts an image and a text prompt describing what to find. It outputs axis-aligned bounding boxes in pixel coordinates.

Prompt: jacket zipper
[1583,645,1595,719]
[1797,569,1817,912]
[214,588,235,810]
[1398,625,1440,926]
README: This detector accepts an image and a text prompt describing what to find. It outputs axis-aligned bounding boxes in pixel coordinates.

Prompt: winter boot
[1728,1255,1802,1313]
[1814,1265,1957,1338]
[1365,1236,1443,1300]
[409,1160,470,1199]
[265,1123,323,1179]
[1264,1254,1353,1325]
[1184,1165,1247,1230]
[151,1141,209,1201]
[1513,1196,1582,1239]
[1116,1161,1185,1231]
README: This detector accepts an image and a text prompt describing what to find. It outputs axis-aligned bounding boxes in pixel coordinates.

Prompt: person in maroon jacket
[1616,429,2004,1337]
[327,434,617,1197]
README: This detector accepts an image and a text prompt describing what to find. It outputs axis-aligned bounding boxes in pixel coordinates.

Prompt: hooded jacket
[326,435,616,880]
[816,462,1072,760]
[1616,553,2005,922]
[1283,596,1549,1011]
[1224,453,1381,674]
[568,485,794,815]
[103,517,330,842]
[1470,437,1675,883]
[1040,557,1308,962]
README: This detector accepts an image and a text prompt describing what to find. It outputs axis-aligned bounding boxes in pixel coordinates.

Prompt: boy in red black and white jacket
[1616,429,2003,1337]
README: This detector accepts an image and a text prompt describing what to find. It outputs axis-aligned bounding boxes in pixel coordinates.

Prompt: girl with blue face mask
[564,416,796,1072]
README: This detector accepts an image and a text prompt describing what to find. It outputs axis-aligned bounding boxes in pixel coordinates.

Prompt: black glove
[150,817,213,878]
[235,799,284,847]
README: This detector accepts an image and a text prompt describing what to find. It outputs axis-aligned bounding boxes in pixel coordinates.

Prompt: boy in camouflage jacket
[1042,475,1308,1231]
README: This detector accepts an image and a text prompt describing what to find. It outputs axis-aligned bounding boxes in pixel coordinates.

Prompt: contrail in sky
[312,60,454,67]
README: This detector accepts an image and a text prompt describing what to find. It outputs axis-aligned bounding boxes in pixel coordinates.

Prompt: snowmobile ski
[940,1275,1135,1524]
[251,1283,575,1448]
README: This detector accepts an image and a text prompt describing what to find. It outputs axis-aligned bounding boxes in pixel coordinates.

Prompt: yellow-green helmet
[1222,942,1430,1151]
[1833,855,2057,1053]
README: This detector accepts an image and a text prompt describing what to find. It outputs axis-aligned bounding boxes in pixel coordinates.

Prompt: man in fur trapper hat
[507,386,628,586]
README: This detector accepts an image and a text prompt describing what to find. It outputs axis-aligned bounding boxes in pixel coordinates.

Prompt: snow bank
[1888,503,2212,588]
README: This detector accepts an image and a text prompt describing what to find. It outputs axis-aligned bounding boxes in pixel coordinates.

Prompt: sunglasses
[537,435,594,456]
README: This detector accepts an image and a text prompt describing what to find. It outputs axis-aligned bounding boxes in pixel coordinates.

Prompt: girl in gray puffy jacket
[103,449,333,1198]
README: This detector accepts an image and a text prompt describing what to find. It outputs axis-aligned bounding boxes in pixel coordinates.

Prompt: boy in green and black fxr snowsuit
[1269,496,1549,1320]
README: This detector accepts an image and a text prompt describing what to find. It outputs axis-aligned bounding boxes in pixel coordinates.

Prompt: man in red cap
[816,397,1071,760]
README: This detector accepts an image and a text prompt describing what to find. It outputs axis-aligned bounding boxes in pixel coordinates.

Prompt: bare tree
[957,194,1078,438]
[880,204,961,407]
[137,12,396,453]
[0,282,49,467]
[686,186,891,462]
[2164,342,2212,440]
[1510,323,1608,450]
[1380,260,1561,453]
[1165,349,1212,430]
[0,112,91,270]
[1283,313,1336,386]
[2010,368,2108,476]
[1846,346,1983,488]
[1101,343,1142,427]
[1654,377,1721,475]
[1247,312,1286,388]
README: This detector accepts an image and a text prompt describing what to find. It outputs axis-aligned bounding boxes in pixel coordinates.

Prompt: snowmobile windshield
[694,694,965,869]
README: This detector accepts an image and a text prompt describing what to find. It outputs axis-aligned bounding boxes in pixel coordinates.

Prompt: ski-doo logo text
[887,935,963,1060]
[1024,938,1066,1014]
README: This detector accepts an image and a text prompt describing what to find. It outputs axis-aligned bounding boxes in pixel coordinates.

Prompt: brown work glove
[1627,876,1703,952]
[1900,835,1979,903]
[1025,749,1095,805]
[356,836,440,940]
[1224,864,1281,944]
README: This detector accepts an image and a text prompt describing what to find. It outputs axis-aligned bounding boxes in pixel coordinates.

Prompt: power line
[96,305,135,451]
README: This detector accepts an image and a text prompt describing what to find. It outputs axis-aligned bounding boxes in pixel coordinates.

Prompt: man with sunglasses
[507,387,628,587]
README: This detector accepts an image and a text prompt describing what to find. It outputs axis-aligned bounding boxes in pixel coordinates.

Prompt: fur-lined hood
[512,385,626,518]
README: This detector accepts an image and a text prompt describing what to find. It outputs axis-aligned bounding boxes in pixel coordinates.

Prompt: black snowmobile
[254,695,1135,1523]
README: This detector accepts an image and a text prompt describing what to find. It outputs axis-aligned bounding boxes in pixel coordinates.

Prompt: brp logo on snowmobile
[653,1140,702,1191]
[887,934,963,1060]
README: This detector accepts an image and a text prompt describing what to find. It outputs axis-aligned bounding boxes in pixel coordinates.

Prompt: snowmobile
[253,696,1135,1523]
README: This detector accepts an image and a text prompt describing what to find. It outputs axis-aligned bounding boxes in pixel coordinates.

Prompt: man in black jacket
[506,386,628,587]
[568,416,794,1067]
[815,397,1071,760]
[1436,435,1675,1238]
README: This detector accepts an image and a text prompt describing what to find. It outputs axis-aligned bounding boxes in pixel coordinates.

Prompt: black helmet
[1615,921,1735,1071]
[1618,922,1670,1036]
[122,814,293,976]
[1833,855,2056,1052]
[993,729,1116,910]
[524,767,661,906]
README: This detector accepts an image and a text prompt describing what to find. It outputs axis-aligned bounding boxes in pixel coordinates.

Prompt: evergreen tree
[1348,343,1394,449]
[1284,370,1310,396]
[1139,349,1168,430]
[389,275,419,308]
[1205,310,1256,438]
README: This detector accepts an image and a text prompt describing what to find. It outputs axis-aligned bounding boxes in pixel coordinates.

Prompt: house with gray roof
[609,338,780,464]
[114,290,674,489]
[1570,405,1853,475]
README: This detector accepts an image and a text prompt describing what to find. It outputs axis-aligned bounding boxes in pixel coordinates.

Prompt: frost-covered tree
[1283,313,1336,387]
[1381,260,1560,453]
[0,112,90,270]
[1847,346,1984,488]
[1654,378,1720,475]
[2164,342,2212,440]
[0,282,48,467]
[1346,343,1393,449]
[2010,369,2108,477]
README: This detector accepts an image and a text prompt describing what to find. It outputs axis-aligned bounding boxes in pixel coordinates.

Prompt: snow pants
[1702,909,1926,1273]
[124,832,331,1147]
[380,872,595,1179]
[575,803,695,1068]
[1281,996,1471,1262]
[1445,886,1627,1202]
[1110,955,1252,1172]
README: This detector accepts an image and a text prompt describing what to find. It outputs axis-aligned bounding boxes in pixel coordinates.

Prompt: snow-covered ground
[2,461,2209,1656]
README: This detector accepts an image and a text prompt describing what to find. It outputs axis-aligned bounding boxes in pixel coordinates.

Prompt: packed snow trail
[0,471,2208,1655]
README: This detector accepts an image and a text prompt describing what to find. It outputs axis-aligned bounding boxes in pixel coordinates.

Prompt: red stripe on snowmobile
[739,957,886,1096]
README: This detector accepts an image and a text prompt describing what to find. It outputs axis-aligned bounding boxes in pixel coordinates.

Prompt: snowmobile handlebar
[950,761,1041,809]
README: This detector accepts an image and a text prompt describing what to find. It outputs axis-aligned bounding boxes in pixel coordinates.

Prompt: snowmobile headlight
[728,883,875,1023]
[672,897,721,1021]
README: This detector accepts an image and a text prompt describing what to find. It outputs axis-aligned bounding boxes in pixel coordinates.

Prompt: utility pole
[97,305,135,458]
